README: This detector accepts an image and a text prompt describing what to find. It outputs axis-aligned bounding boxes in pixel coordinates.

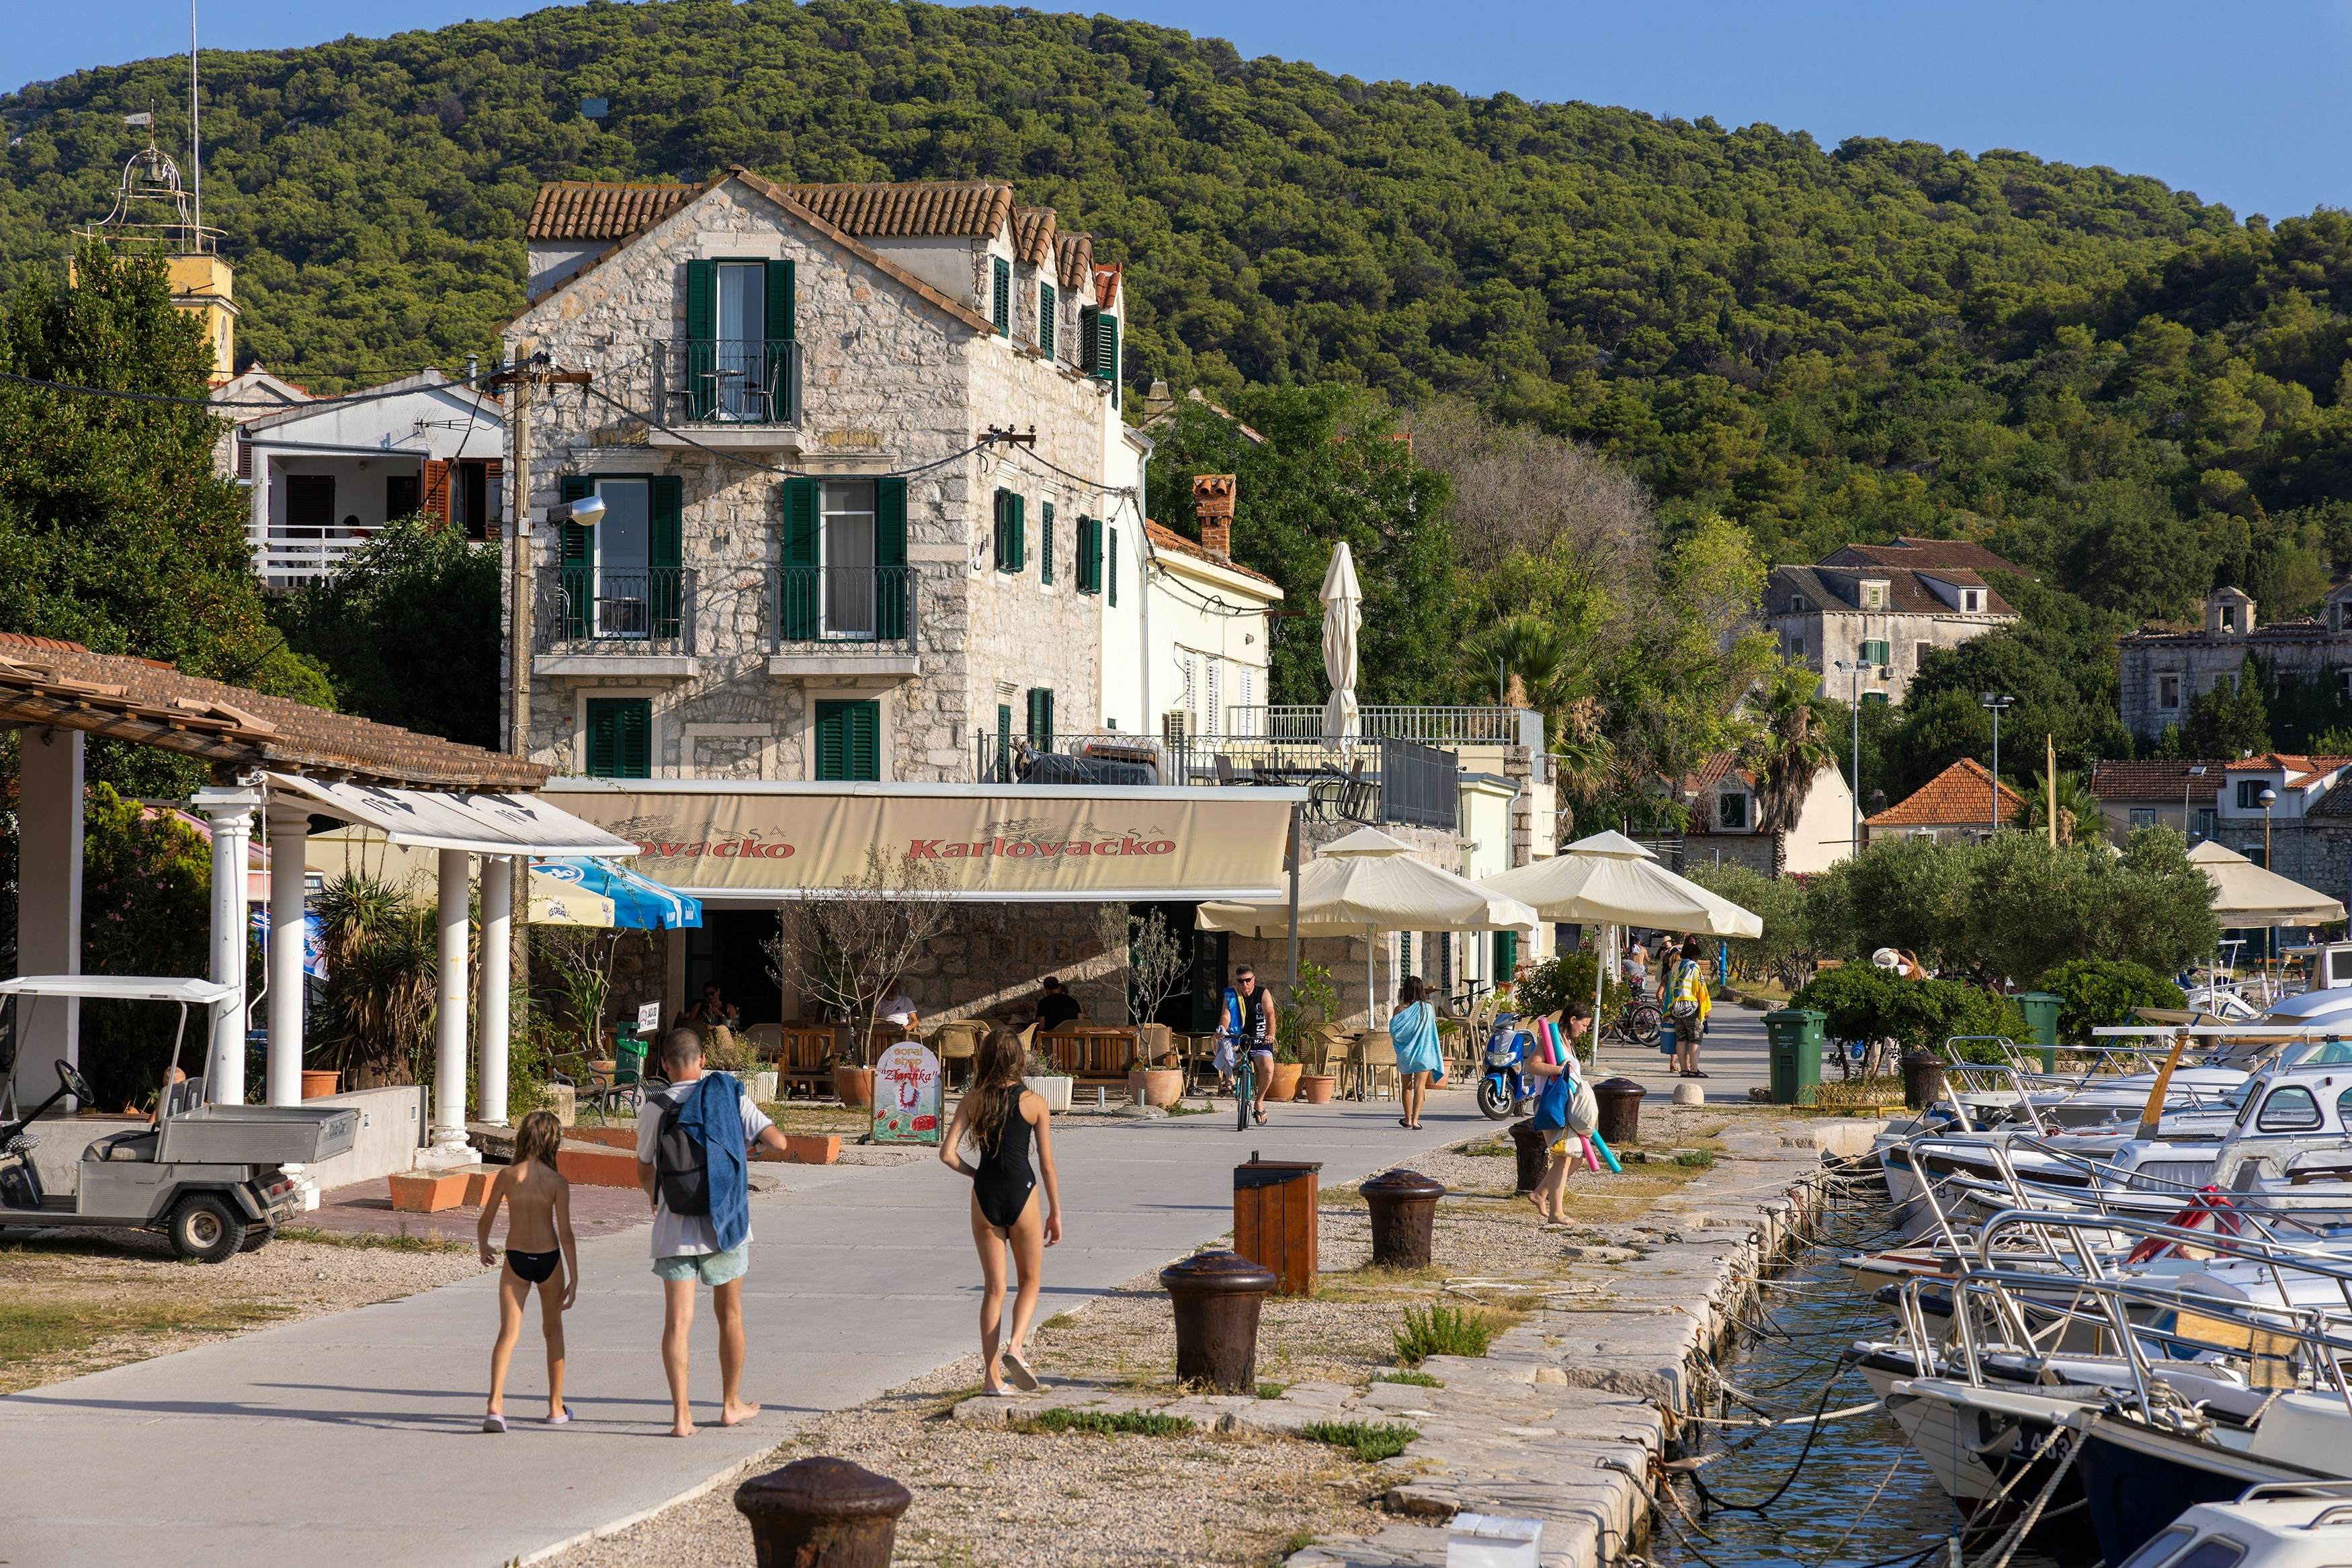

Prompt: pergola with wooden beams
[0,634,624,1164]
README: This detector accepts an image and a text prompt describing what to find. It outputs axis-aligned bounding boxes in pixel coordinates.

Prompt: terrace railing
[555,566,692,646]
[771,565,915,653]
[1227,704,1540,748]
[650,338,802,425]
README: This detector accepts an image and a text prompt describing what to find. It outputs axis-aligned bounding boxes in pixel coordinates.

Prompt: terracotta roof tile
[1094,262,1122,309]
[0,641,544,790]
[2089,759,2228,801]
[527,181,703,241]
[780,181,1015,238]
[1056,231,1094,293]
[1144,520,1279,589]
[1821,537,2029,577]
[1680,752,1754,795]
[1012,206,1057,265]
[1768,564,2016,619]
[1865,757,2025,828]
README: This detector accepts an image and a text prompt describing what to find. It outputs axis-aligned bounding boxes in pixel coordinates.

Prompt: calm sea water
[1642,1191,2072,1568]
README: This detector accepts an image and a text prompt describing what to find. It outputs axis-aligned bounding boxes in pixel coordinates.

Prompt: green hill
[4,0,2349,619]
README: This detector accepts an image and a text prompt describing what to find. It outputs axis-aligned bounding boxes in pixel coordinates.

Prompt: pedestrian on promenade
[1669,937,1710,1079]
[1389,975,1443,1130]
[1526,1002,1595,1225]
[636,1027,793,1438]
[478,1109,578,1432]
[939,1028,1063,1397]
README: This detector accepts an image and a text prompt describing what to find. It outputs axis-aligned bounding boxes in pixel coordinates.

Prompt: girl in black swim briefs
[478,1110,579,1432]
[940,1028,1064,1397]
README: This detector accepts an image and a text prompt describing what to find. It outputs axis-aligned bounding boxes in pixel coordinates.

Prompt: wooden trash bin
[1234,1153,1322,1297]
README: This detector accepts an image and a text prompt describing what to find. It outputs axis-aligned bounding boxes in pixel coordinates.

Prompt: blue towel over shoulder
[677,1071,750,1252]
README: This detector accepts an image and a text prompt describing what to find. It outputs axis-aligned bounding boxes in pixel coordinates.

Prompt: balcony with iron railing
[534,566,700,679]
[1224,705,1543,748]
[767,564,919,682]
[648,338,802,448]
[970,730,1460,830]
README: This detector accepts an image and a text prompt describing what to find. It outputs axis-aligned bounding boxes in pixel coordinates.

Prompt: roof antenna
[189,0,200,243]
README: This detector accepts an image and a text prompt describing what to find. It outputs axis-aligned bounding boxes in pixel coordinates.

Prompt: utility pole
[487,355,591,757]
[1979,692,2015,835]
[2046,733,2058,848]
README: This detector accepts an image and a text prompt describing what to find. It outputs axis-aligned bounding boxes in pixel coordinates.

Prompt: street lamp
[2183,765,2208,842]
[2260,783,2278,866]
[1979,693,2016,834]
[1833,658,1882,851]
[547,494,606,528]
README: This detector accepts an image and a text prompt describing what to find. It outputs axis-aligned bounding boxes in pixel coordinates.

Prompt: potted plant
[1275,961,1338,1102]
[1022,1047,1075,1113]
[765,847,952,1109]
[1107,905,1188,1108]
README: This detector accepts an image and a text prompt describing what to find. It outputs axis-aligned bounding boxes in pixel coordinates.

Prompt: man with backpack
[635,1027,792,1438]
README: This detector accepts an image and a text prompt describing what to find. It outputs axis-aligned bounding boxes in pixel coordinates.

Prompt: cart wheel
[169,1194,247,1264]
[239,1224,273,1254]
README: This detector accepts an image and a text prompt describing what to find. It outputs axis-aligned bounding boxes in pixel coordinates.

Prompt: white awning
[267,773,638,858]
[0,975,238,1004]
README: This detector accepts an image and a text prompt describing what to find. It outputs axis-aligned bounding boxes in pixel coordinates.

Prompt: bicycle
[1234,1046,1252,1133]
[1601,994,1663,1047]
[1440,980,1495,1020]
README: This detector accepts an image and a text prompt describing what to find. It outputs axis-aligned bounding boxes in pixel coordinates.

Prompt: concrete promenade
[0,1095,1480,1568]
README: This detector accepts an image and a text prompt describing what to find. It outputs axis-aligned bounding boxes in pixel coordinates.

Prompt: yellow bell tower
[75,120,237,384]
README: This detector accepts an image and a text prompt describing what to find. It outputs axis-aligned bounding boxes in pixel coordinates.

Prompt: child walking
[939,1028,1063,1397]
[478,1109,578,1432]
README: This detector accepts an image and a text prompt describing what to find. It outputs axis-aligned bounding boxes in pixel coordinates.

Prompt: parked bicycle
[1441,980,1495,1020]
[1601,994,1663,1047]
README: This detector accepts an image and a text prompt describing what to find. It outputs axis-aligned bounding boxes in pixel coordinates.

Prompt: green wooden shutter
[996,703,1013,782]
[1078,515,1100,595]
[875,476,907,642]
[814,701,879,782]
[765,259,796,341]
[1107,525,1118,606]
[685,261,716,419]
[559,475,594,638]
[1027,687,1055,749]
[650,474,683,639]
[1040,501,1055,586]
[586,698,650,779]
[1079,306,1099,371]
[781,476,819,640]
[992,257,1011,336]
[1495,931,1518,985]
[765,259,796,419]
[993,490,1009,572]
[1039,282,1056,358]
[1102,315,1120,406]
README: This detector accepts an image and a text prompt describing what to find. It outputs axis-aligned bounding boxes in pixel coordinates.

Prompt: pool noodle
[1588,1129,1624,1174]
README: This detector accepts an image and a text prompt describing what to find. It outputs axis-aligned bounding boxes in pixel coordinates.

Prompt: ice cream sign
[872,1041,941,1146]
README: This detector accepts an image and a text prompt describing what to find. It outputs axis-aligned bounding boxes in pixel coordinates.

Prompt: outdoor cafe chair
[931,1019,984,1088]
[1354,1033,1399,1101]
[556,1037,649,1122]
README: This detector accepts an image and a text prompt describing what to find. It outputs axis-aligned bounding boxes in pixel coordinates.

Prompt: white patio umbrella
[1197,827,1536,1028]
[1320,541,1361,748]
[1480,830,1763,1058]
[2187,840,2347,926]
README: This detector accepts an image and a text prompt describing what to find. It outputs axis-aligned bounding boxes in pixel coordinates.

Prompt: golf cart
[0,975,359,1262]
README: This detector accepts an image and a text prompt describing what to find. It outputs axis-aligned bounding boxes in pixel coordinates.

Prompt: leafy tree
[1684,861,1821,992]
[78,781,212,1109]
[1741,659,1839,876]
[2182,656,2272,758]
[269,517,501,749]
[2020,770,2103,846]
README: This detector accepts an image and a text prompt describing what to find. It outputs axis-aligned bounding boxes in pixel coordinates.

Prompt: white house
[1677,752,1855,875]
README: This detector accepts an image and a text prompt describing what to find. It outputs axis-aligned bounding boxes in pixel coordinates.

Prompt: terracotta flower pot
[1127,1065,1185,1108]
[1297,1073,1339,1104]
[832,1065,875,1108]
[1266,1061,1303,1102]
[298,1070,340,1100]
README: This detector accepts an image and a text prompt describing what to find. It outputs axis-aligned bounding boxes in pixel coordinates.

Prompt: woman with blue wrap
[1388,976,1443,1129]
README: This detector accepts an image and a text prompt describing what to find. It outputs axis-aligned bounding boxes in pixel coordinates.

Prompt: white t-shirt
[636,1078,774,1258]
[880,994,918,1026]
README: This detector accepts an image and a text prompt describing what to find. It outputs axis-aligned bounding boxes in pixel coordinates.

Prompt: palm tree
[1741,660,1839,877]
[2023,770,2103,846]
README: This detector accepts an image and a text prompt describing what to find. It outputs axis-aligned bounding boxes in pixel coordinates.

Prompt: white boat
[2116,1486,2352,1568]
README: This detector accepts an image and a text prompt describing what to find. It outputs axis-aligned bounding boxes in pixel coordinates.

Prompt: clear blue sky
[10,1,2348,221]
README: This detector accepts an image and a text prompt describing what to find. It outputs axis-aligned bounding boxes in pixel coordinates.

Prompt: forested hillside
[7,0,2352,626]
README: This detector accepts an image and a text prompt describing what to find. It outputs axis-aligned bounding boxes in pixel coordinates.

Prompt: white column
[13,726,82,1110]
[265,807,308,1106]
[476,855,512,1127]
[192,783,261,1104]
[429,847,474,1153]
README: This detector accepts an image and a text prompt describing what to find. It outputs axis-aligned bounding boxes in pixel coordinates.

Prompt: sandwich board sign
[872,1040,942,1145]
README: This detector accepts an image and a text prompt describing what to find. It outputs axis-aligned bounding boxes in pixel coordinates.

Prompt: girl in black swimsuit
[477,1110,579,1432]
[940,1028,1063,1397]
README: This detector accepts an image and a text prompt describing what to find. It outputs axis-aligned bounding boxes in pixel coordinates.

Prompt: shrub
[1300,1420,1419,1462]
[1674,1149,1716,1169]
[1394,1304,1494,1365]
[1515,949,1622,1020]
[2036,958,2187,1045]
[1022,1409,1195,1437]
[1790,964,2028,1066]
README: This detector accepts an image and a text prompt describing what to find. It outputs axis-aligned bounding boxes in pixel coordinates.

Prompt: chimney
[1192,474,1236,559]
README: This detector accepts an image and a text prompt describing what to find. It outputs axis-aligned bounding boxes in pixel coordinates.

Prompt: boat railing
[1980,1205,2352,1329]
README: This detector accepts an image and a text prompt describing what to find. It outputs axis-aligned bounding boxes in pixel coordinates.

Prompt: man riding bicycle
[1217,967,1278,1127]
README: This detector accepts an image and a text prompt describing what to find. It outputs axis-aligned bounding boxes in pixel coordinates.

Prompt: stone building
[1769,538,2025,705]
[2117,584,2352,742]
[1673,753,1855,876]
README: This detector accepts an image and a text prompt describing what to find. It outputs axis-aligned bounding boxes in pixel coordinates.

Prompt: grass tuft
[1393,1303,1495,1366]
[1300,1419,1418,1462]
[1019,1408,1196,1438]
[1375,1370,1442,1388]
[1255,1381,1288,1399]
[1673,1149,1717,1170]
[278,1225,472,1254]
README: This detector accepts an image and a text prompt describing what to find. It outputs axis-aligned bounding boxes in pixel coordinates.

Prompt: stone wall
[2119,626,2347,740]
[1776,605,2014,705]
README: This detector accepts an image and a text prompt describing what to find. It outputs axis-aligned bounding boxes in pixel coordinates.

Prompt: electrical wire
[0,358,509,412]
[574,382,1007,482]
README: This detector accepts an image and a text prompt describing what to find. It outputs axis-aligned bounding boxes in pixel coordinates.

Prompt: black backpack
[655,1094,711,1217]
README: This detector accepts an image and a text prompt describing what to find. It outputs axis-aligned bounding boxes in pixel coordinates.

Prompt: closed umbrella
[1320,541,1361,748]
[1480,830,1764,1059]
[1198,827,1536,1031]
[532,857,704,930]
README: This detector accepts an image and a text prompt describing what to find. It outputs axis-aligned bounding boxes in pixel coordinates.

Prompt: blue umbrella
[530,857,703,929]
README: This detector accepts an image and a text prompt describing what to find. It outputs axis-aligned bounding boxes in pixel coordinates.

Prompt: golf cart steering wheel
[56,1060,96,1107]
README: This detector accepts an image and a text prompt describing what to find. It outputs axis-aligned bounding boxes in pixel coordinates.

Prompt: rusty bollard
[1361,1168,1446,1270]
[735,1456,912,1568]
[1595,1077,1645,1147]
[1902,1051,1946,1111]
[1508,1119,1548,1194]
[1161,1249,1277,1392]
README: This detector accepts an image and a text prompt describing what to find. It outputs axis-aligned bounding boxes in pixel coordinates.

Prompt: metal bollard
[735,1456,912,1568]
[1593,1077,1644,1147]
[1507,1119,1548,1193]
[1361,1168,1446,1269]
[1902,1051,1946,1111]
[1161,1248,1277,1392]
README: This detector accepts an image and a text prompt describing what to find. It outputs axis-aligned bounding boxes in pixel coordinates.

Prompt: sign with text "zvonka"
[542,783,1303,902]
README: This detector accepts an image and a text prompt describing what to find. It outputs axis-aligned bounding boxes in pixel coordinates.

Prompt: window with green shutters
[813,700,880,782]
[558,475,595,638]
[874,476,907,641]
[1107,525,1118,606]
[1077,308,1120,406]
[1077,515,1102,595]
[1040,501,1056,586]
[995,703,1013,783]
[560,474,679,639]
[1860,638,1892,666]
[991,257,1011,336]
[1026,687,1055,751]
[1039,281,1056,358]
[683,258,795,421]
[993,489,1024,574]
[584,698,651,779]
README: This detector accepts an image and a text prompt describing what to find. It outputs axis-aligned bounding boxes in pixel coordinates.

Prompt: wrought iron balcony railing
[555,566,691,646]
[651,338,802,425]
[771,565,916,652]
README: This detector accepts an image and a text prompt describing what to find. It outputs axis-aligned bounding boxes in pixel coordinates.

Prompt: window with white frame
[2130,808,2156,829]
[820,478,876,639]
[1860,580,1888,609]
[1962,589,1983,612]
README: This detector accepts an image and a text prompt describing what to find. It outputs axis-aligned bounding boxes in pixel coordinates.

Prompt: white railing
[252,529,375,586]
[1227,705,1538,747]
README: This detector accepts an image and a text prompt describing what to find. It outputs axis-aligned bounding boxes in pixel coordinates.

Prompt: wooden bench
[775,1026,835,1097]
[1044,1027,1137,1083]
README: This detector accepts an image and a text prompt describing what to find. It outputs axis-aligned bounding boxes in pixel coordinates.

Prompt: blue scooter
[1477,1014,1536,1120]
